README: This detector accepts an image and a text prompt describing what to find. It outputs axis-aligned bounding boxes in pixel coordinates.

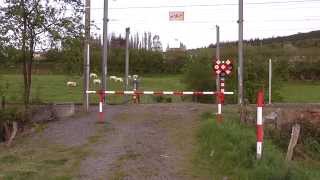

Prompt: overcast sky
[89,0,320,49]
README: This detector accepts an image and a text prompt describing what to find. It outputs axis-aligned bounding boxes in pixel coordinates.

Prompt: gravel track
[37,103,215,179]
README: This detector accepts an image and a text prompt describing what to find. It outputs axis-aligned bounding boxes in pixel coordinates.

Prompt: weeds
[193,110,320,179]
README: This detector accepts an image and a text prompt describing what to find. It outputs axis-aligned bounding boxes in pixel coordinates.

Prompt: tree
[0,0,83,108]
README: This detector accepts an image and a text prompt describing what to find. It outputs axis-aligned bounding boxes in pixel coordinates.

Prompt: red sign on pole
[213,59,233,76]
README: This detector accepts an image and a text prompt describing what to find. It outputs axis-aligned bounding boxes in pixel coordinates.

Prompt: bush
[0,108,25,123]
[182,54,218,103]
[182,50,287,103]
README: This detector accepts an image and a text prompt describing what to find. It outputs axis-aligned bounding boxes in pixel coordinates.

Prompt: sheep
[67,81,77,87]
[93,79,101,85]
[90,73,98,79]
[115,77,123,83]
[109,76,117,81]
[133,74,139,80]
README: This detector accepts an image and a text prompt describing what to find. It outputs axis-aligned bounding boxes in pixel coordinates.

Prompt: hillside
[207,30,320,48]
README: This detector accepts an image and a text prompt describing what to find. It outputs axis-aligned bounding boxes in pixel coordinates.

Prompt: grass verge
[193,108,320,180]
[0,120,109,179]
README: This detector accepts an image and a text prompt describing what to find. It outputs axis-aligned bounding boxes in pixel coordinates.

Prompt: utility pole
[102,0,109,103]
[83,0,90,112]
[238,0,244,104]
[216,25,220,92]
[125,27,130,101]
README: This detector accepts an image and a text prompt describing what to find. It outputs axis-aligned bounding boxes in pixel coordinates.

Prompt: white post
[269,59,272,104]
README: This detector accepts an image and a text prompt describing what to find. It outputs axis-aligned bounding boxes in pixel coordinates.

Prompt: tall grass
[193,109,318,180]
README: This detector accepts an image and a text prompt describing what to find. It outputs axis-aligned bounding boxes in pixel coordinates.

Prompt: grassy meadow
[0,74,320,104]
[0,74,186,104]
[280,81,320,103]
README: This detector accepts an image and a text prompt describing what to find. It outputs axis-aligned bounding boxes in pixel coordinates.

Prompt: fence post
[286,124,301,161]
[256,90,264,159]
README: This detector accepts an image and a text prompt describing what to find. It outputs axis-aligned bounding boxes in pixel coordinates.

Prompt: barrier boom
[86,90,234,95]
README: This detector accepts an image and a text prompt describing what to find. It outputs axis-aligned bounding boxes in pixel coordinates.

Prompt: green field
[1,74,320,104]
[0,74,186,104]
[280,81,320,103]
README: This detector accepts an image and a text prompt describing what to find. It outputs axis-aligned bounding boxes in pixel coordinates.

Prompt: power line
[93,17,320,25]
[84,0,320,10]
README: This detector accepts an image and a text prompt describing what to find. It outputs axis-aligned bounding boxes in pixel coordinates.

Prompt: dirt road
[37,103,215,179]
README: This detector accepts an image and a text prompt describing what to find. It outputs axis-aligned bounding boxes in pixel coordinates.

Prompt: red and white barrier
[87,90,234,96]
[88,90,234,124]
[97,90,106,123]
[256,90,264,159]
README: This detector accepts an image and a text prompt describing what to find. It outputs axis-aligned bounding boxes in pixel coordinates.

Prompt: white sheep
[90,73,98,79]
[66,81,77,87]
[109,76,117,81]
[133,74,139,80]
[93,79,101,85]
[115,77,123,83]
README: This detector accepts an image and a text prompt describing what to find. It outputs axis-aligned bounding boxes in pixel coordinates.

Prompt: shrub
[182,51,287,103]
[0,108,25,123]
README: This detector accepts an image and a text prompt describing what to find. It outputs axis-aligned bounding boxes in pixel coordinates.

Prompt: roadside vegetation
[0,122,108,180]
[193,109,320,179]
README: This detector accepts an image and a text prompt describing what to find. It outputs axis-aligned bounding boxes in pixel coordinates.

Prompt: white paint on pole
[203,92,215,95]
[143,91,154,95]
[218,104,222,114]
[257,107,263,125]
[163,91,174,95]
[257,142,262,157]
[99,101,103,112]
[183,92,194,95]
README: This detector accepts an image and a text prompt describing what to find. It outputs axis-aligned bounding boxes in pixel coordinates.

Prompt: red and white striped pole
[216,76,225,123]
[220,76,225,94]
[256,90,264,159]
[97,90,106,123]
[216,91,223,123]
